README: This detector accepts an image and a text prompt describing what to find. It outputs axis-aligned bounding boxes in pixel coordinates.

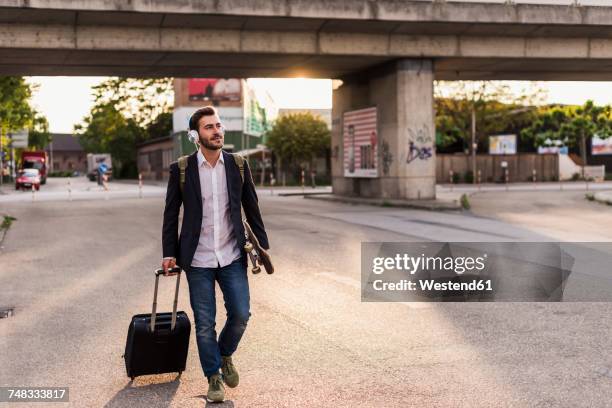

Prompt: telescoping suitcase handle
[151,267,182,332]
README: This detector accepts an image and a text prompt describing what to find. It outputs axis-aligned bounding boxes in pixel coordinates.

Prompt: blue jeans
[186,256,251,378]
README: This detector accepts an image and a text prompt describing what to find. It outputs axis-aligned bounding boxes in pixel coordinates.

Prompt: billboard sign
[242,80,277,137]
[538,146,568,155]
[10,130,28,148]
[489,134,517,155]
[173,106,243,133]
[188,78,241,103]
[343,107,378,178]
[592,135,612,155]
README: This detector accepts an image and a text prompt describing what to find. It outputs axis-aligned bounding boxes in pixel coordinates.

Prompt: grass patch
[460,194,471,210]
[585,193,595,201]
[1,215,16,230]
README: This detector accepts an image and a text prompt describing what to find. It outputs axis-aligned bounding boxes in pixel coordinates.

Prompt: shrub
[1,215,16,230]
[460,194,471,210]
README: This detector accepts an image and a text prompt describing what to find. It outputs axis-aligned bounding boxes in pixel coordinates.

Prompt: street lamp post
[471,107,476,184]
[0,128,3,187]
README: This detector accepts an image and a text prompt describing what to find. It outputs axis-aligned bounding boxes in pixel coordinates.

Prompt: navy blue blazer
[162,150,269,271]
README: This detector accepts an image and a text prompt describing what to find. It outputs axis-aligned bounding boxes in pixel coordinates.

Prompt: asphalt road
[1,191,611,407]
[0,177,332,203]
[0,176,165,203]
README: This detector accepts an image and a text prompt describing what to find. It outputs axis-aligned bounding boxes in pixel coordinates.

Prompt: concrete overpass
[3,0,612,79]
[3,0,612,199]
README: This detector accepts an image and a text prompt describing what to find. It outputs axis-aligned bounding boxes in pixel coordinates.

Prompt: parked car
[15,168,41,191]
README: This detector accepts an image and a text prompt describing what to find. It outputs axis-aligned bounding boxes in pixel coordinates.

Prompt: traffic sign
[10,130,28,148]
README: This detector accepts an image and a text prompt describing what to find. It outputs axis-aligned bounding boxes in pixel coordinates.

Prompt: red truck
[21,151,48,185]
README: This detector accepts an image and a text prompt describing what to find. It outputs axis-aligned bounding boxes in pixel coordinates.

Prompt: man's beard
[198,134,223,150]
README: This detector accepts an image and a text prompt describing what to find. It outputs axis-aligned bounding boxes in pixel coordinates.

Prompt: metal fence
[436,153,559,184]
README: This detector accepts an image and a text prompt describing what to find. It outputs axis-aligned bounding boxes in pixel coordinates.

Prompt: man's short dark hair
[189,106,218,130]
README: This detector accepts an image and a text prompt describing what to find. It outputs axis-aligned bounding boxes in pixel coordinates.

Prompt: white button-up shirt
[190,150,241,268]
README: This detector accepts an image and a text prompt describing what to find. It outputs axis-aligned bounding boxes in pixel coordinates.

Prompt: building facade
[136,135,174,181]
[46,133,87,173]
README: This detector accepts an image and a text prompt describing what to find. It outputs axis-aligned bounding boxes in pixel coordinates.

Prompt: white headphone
[187,110,200,145]
[187,129,199,145]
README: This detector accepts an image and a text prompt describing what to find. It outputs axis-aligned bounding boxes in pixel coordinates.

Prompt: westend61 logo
[372,253,488,276]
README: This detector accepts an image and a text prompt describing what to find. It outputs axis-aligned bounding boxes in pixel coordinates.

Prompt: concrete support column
[331,58,436,200]
[395,59,436,199]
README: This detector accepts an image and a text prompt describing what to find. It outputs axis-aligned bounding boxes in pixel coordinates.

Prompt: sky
[26,76,612,133]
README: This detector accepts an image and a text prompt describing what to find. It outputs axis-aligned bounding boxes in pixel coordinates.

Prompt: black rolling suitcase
[124,267,191,380]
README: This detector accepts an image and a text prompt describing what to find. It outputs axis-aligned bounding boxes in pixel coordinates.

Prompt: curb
[304,194,463,211]
[277,191,333,197]
[589,191,612,205]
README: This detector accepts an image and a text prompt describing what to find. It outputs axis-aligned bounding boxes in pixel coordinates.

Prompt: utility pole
[10,145,14,181]
[580,130,587,179]
[49,139,54,173]
[260,148,266,186]
[0,128,4,187]
[471,107,477,184]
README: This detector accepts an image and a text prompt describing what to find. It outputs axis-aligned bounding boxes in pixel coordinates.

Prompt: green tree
[521,100,612,177]
[266,112,330,181]
[0,77,50,180]
[75,78,174,178]
[27,111,51,149]
[145,111,173,140]
[0,77,34,165]
[0,77,34,131]
[92,77,173,127]
[434,81,545,151]
[75,103,145,178]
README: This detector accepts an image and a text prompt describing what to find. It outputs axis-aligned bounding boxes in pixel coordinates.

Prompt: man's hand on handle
[161,257,178,276]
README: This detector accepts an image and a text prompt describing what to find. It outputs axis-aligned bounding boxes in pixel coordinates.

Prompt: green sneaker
[221,356,239,388]
[207,373,225,402]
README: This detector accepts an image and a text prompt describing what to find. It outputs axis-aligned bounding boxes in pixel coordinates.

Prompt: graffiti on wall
[406,142,433,164]
[405,124,433,164]
[381,140,393,176]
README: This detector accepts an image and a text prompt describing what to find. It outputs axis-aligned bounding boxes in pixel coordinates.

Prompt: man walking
[161,106,269,402]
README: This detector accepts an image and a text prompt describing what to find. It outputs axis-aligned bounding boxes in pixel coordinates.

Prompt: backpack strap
[177,155,189,193]
[232,153,245,186]
[232,153,249,234]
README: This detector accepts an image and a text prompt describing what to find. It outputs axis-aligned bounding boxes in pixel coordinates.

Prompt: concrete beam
[3,2,612,80]
[319,32,389,56]
[0,24,74,48]
[241,31,317,54]
[3,23,612,62]
[1,1,612,28]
